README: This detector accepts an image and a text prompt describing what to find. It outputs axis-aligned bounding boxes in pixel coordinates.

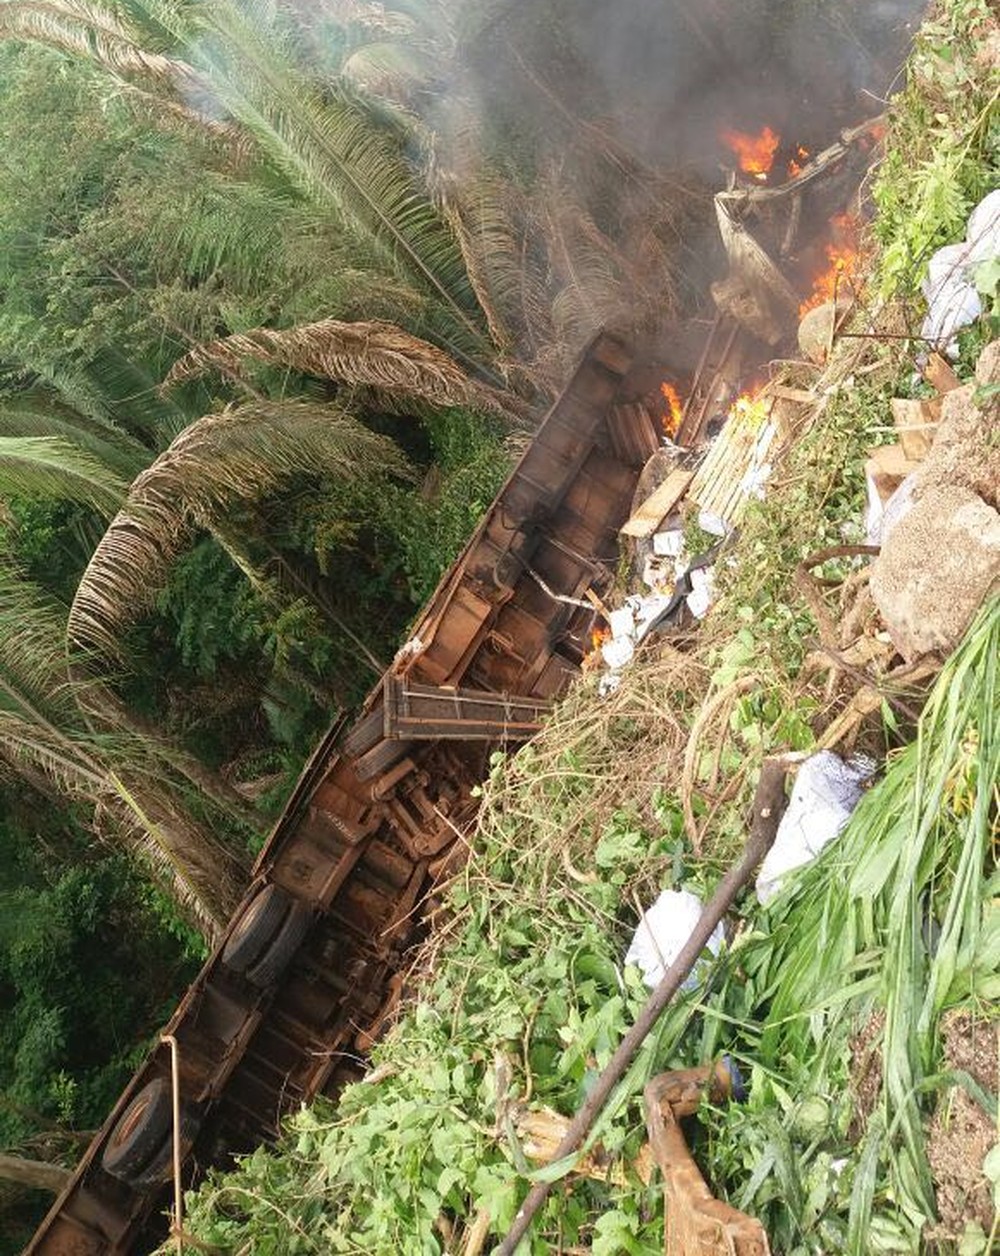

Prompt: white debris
[921,188,1000,358]
[625,888,725,990]
[608,605,636,640]
[393,636,423,663]
[653,528,685,557]
[597,671,622,697]
[866,472,917,547]
[686,566,716,619]
[697,511,729,538]
[756,751,876,905]
[600,634,635,670]
[642,553,674,591]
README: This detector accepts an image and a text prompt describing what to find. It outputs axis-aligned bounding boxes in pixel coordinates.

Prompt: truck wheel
[245,902,313,988]
[130,1104,203,1187]
[222,885,291,975]
[102,1079,172,1181]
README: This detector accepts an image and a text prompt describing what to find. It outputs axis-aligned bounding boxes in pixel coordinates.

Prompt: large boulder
[870,484,1000,660]
[913,376,1000,509]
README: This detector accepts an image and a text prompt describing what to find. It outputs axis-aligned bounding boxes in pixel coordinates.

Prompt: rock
[870,485,1000,660]
[914,377,1000,509]
[798,298,851,364]
[975,337,1000,387]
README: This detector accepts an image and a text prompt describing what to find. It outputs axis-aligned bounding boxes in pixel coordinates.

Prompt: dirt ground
[925,1009,998,1239]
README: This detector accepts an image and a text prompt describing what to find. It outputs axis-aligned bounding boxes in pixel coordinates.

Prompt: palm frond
[0,435,128,513]
[0,394,148,479]
[0,708,239,933]
[174,0,496,370]
[0,0,206,97]
[0,561,78,718]
[68,399,407,659]
[339,40,433,111]
[162,317,513,414]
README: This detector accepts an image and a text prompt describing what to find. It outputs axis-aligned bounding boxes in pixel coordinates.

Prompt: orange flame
[591,625,610,651]
[799,214,860,316]
[727,390,772,426]
[721,125,780,180]
[660,381,684,437]
[787,144,810,178]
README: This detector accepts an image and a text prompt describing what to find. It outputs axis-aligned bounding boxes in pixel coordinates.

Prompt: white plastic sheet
[920,189,1000,358]
[625,888,725,990]
[756,751,875,905]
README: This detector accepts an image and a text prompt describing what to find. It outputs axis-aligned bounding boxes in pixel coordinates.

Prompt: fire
[660,381,684,437]
[727,390,772,427]
[799,214,860,316]
[591,625,610,651]
[721,125,780,180]
[787,144,810,178]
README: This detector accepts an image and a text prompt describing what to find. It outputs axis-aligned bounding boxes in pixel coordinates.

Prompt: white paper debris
[598,672,622,697]
[653,528,685,557]
[608,605,635,640]
[601,635,635,670]
[756,751,875,905]
[625,888,725,990]
[921,189,1000,358]
[697,511,729,538]
[686,566,716,619]
[866,472,917,546]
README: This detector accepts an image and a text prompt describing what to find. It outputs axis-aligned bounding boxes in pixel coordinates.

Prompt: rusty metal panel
[409,583,494,686]
[607,401,662,467]
[383,675,551,740]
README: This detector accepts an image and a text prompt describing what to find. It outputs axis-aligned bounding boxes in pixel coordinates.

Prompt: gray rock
[870,484,1000,660]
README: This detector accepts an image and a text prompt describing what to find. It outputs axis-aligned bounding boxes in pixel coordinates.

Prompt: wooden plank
[619,469,694,538]
[923,352,961,394]
[890,397,939,461]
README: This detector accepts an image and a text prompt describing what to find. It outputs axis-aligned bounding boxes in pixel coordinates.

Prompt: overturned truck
[27,332,660,1256]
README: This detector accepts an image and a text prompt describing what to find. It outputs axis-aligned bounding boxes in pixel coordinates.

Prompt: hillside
[164,3,1000,1255]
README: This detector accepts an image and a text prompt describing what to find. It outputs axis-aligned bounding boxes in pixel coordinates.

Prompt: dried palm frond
[0,435,127,514]
[161,317,514,415]
[430,161,526,357]
[541,179,630,352]
[340,41,433,111]
[0,562,78,718]
[0,703,245,932]
[0,0,207,98]
[67,399,406,661]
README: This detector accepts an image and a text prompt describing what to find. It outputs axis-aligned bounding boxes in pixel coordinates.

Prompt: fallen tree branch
[494,758,789,1255]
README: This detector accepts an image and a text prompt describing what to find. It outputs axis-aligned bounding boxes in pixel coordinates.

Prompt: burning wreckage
[26,113,888,1256]
[592,115,883,678]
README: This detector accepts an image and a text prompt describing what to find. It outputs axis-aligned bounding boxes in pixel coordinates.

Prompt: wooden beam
[619,469,694,538]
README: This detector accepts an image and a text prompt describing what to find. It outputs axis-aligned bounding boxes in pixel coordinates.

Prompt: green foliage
[0,790,200,1145]
[873,0,998,294]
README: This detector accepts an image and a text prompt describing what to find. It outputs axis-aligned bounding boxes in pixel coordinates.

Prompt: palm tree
[0,555,249,932]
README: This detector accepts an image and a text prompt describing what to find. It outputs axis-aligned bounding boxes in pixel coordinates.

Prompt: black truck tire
[222,884,292,975]
[102,1079,172,1181]
[131,1104,203,1187]
[245,902,313,989]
